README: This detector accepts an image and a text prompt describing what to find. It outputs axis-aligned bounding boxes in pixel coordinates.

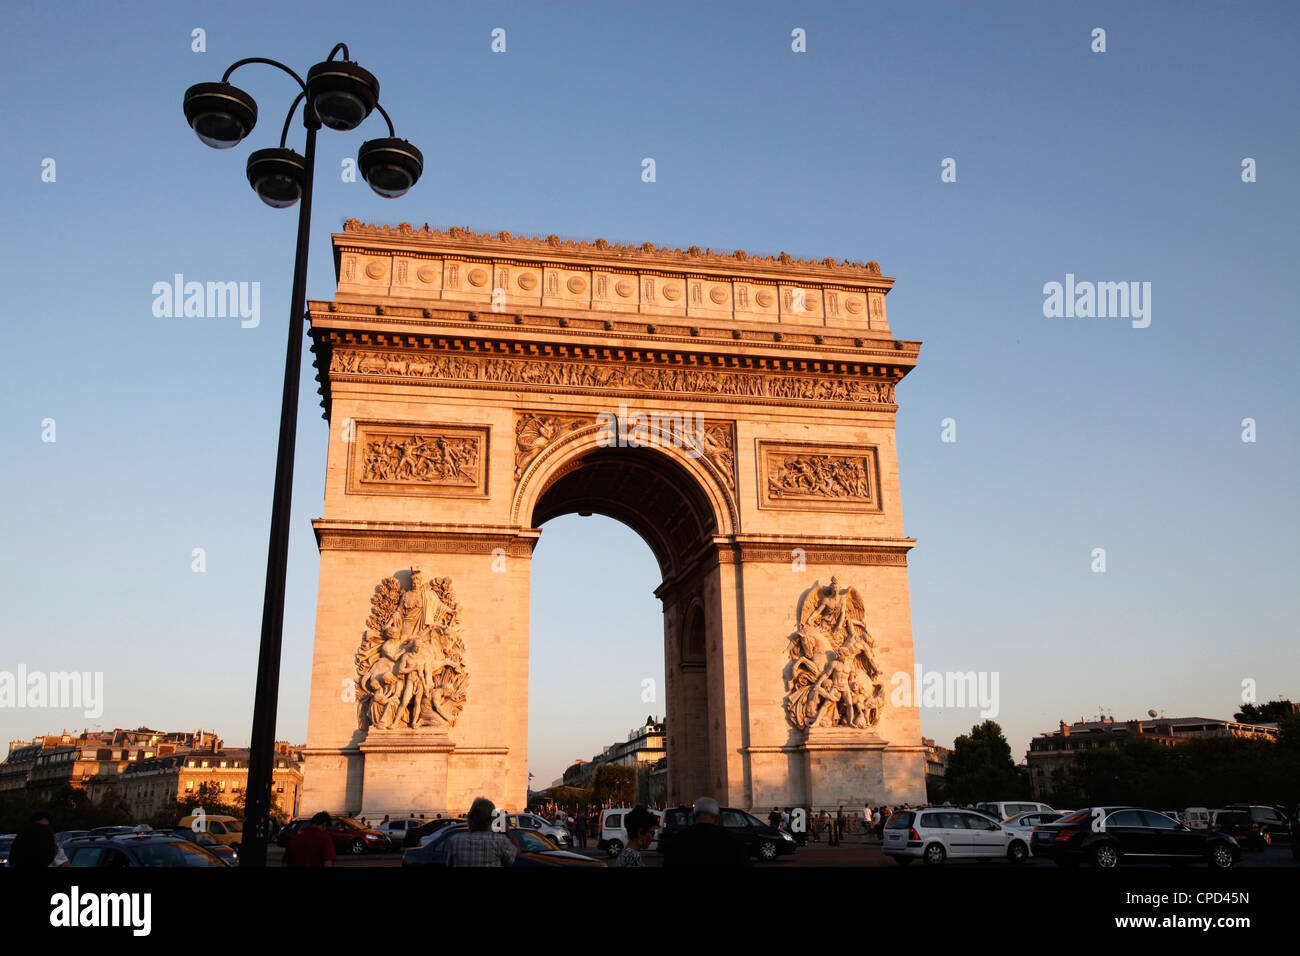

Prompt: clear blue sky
[1,1,1296,787]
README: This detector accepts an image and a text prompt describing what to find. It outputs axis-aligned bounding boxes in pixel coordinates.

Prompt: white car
[506,812,572,847]
[1002,810,1068,856]
[974,801,1054,822]
[883,808,1029,865]
[597,807,661,858]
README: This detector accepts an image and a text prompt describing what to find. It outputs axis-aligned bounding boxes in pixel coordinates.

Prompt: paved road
[278,839,1298,868]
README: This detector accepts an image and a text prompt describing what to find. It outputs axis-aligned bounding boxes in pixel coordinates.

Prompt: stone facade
[300,222,928,817]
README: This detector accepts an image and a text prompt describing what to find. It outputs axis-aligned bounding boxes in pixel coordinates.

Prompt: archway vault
[513,423,736,582]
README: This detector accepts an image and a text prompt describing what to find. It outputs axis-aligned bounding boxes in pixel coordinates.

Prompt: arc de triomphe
[300,219,927,816]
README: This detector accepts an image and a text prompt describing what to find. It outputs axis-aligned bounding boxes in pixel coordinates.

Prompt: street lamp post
[182,43,423,867]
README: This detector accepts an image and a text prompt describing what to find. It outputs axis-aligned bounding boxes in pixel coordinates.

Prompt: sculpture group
[354,569,469,731]
[784,578,885,730]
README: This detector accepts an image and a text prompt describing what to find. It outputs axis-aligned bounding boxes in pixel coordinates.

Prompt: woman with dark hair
[7,812,68,868]
[613,806,657,867]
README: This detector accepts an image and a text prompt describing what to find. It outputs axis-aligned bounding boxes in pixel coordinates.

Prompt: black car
[1212,810,1271,850]
[62,833,229,867]
[658,806,797,862]
[403,817,464,849]
[1031,807,1239,869]
[1291,804,1300,861]
[276,818,308,848]
[166,827,240,865]
[1222,804,1290,844]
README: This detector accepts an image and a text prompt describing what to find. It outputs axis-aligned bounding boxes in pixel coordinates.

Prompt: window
[1140,812,1178,829]
[1104,810,1144,828]
[720,810,750,829]
[604,813,622,829]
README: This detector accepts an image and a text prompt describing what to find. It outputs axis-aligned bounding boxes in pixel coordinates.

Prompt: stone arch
[511,422,736,579]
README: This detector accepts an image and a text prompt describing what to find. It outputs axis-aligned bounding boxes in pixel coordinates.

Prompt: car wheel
[350,839,367,855]
[923,843,946,866]
[1208,844,1234,869]
[1008,840,1028,864]
[605,840,623,859]
[759,841,778,862]
[1093,843,1119,869]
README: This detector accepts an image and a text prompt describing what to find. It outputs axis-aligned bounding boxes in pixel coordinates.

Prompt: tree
[1234,699,1298,724]
[590,764,636,808]
[942,721,1028,804]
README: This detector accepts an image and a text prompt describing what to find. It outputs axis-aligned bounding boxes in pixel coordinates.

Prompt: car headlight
[781,831,795,842]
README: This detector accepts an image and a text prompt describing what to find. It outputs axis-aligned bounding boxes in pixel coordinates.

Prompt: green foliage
[943,720,1030,804]
[1043,730,1300,811]
[590,764,636,807]
[0,784,134,833]
[527,786,592,813]
[1234,699,1298,724]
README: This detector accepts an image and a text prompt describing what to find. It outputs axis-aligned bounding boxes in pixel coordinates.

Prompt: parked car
[1002,810,1067,856]
[974,801,1054,822]
[884,808,1028,865]
[0,835,14,866]
[88,825,149,838]
[178,814,243,851]
[401,824,603,867]
[62,832,229,867]
[1291,804,1300,860]
[402,817,463,849]
[657,806,795,862]
[595,807,661,858]
[54,830,90,846]
[506,812,573,847]
[276,818,309,848]
[375,817,424,843]
[166,827,240,865]
[1222,804,1290,843]
[324,817,391,854]
[1212,810,1271,850]
[1031,807,1239,869]
[1182,807,1212,830]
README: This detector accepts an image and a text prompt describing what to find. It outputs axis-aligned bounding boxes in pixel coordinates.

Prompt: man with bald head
[662,797,750,868]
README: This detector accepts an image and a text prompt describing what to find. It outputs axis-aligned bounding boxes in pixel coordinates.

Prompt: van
[597,807,661,859]
[178,814,243,849]
[974,801,1054,822]
[1182,807,1211,830]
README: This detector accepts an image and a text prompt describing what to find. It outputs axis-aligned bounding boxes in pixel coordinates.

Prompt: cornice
[337,219,894,287]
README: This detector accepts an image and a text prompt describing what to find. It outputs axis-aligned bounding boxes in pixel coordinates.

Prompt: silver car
[883,808,1028,865]
[506,812,572,846]
[1001,810,1067,857]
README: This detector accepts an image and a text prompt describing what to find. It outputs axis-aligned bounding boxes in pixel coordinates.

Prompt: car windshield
[132,841,225,867]
[336,818,364,830]
[886,812,915,829]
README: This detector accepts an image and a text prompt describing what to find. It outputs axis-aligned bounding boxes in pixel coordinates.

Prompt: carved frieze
[356,569,469,731]
[784,579,884,731]
[329,348,896,408]
[346,421,489,497]
[514,412,587,480]
[757,441,882,513]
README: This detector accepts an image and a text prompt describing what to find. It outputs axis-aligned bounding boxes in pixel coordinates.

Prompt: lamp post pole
[242,112,318,869]
[183,45,422,867]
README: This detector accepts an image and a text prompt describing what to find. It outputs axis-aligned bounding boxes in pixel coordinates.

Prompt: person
[828,807,840,847]
[574,809,588,848]
[613,806,657,867]
[447,797,516,867]
[7,812,69,868]
[283,811,336,867]
[768,806,781,828]
[780,807,791,830]
[381,814,389,827]
[863,804,873,842]
[835,806,846,845]
[662,797,749,868]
